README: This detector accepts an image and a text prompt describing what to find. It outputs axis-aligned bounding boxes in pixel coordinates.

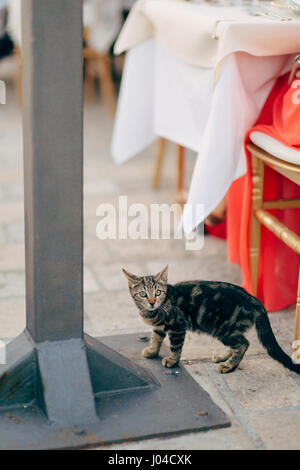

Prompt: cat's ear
[122,268,140,284]
[154,265,168,283]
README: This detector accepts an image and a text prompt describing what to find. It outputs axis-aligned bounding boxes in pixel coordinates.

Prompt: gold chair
[247,132,300,364]
[152,137,187,206]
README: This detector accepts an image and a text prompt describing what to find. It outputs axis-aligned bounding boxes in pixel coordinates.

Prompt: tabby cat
[123,265,300,374]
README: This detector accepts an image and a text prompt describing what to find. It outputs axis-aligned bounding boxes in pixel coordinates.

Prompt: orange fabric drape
[227,73,300,312]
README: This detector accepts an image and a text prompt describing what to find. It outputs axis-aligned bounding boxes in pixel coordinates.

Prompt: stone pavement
[0,60,299,450]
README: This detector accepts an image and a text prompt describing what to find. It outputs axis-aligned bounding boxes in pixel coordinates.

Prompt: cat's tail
[255,306,300,374]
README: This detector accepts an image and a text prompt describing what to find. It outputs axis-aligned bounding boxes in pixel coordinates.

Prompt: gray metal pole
[20,0,98,426]
[22,0,83,342]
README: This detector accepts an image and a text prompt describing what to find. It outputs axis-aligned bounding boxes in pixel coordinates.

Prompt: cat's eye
[139,291,147,298]
[155,290,162,296]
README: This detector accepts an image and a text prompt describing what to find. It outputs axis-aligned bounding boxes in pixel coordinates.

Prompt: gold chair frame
[247,142,300,364]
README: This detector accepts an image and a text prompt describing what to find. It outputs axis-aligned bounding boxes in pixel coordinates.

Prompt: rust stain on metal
[56,428,100,446]
[196,410,209,417]
[41,377,46,393]
[83,438,106,450]
[122,433,134,440]
[76,431,99,442]
[6,413,23,424]
[56,427,76,442]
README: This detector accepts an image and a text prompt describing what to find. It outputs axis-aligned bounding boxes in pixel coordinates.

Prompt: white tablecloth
[111,1,298,232]
[115,0,300,67]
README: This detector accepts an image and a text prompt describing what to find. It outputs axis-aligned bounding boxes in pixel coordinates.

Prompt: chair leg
[176,145,185,193]
[152,138,166,189]
[249,154,265,296]
[97,53,116,116]
[84,57,96,101]
[175,144,185,205]
[15,47,22,107]
[293,268,300,365]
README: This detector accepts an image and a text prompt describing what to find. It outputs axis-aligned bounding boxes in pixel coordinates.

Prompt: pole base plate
[0,332,230,449]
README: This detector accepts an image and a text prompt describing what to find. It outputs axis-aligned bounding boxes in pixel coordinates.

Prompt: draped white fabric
[115,0,300,67]
[111,39,294,231]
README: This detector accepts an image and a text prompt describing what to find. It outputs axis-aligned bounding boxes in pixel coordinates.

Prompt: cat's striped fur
[123,266,300,374]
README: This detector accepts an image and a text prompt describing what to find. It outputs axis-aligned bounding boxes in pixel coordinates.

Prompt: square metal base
[0,333,230,449]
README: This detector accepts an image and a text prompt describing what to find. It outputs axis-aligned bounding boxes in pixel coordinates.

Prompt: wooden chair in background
[83,27,116,116]
[14,29,116,116]
[247,135,300,364]
[152,137,187,206]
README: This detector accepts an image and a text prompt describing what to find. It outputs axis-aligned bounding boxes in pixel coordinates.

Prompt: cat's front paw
[142,347,159,359]
[217,362,237,374]
[212,349,232,364]
[161,356,178,368]
[212,353,223,363]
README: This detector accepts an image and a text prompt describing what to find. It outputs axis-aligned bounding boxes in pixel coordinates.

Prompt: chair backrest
[247,143,300,186]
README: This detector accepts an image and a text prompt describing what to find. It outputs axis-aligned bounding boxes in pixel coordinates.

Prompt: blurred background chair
[4,0,21,104]
[152,138,187,206]
[83,26,116,115]
[0,0,16,99]
[247,133,300,363]
[5,0,131,111]
[82,0,126,115]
